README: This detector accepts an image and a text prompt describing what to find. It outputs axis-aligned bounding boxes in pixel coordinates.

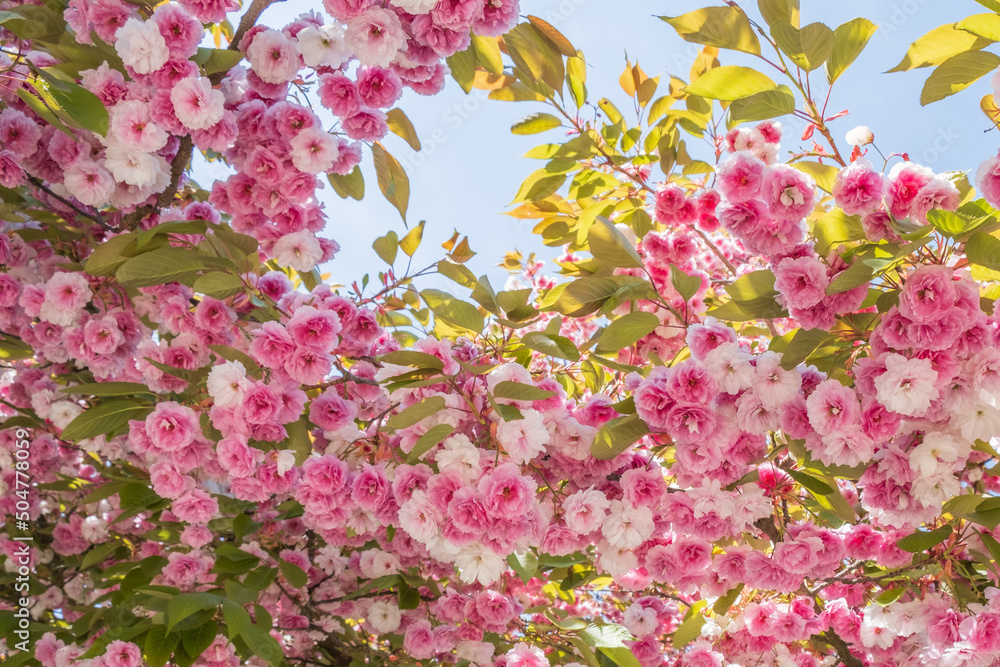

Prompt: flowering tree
[7,0,1000,666]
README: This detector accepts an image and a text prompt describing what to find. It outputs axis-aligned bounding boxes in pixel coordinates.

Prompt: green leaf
[896,524,952,553]
[729,85,796,122]
[241,626,283,667]
[119,483,159,509]
[115,247,208,288]
[279,560,308,588]
[599,647,641,667]
[771,22,835,71]
[421,288,485,333]
[85,234,134,276]
[372,141,410,222]
[81,541,119,569]
[386,396,447,431]
[61,382,153,397]
[597,312,659,353]
[438,260,478,287]
[194,48,244,76]
[182,620,219,660]
[889,23,992,72]
[222,601,253,638]
[61,400,152,442]
[167,593,223,632]
[712,584,744,615]
[547,277,619,317]
[927,209,976,238]
[966,232,1000,270]
[896,525,952,553]
[512,112,563,135]
[827,18,878,83]
[726,270,785,319]
[327,166,364,201]
[507,551,538,584]
[979,531,1000,565]
[921,51,1000,105]
[684,65,777,101]
[589,216,643,268]
[875,586,909,605]
[504,22,565,91]
[671,600,707,648]
[193,272,244,299]
[812,208,865,254]
[493,381,557,401]
[779,329,830,370]
[380,351,445,370]
[591,414,649,460]
[660,7,761,56]
[33,73,110,136]
[399,220,424,257]
[372,231,398,265]
[521,331,581,362]
[145,626,180,667]
[792,160,837,194]
[785,468,834,495]
[407,424,455,463]
[669,265,701,302]
[826,261,875,295]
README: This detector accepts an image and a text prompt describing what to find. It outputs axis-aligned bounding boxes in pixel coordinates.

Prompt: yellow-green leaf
[592,415,649,460]
[685,66,777,101]
[421,288,484,333]
[920,51,1000,105]
[597,312,659,353]
[511,112,563,135]
[471,34,503,74]
[660,7,761,56]
[729,85,796,122]
[757,0,799,29]
[771,22,835,72]
[888,23,992,72]
[327,166,364,200]
[504,22,565,92]
[588,216,643,268]
[399,220,425,257]
[372,141,410,222]
[373,231,398,265]
[957,13,1000,41]
[827,18,878,83]
[386,108,421,151]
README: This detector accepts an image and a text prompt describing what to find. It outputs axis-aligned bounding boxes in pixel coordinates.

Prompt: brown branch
[816,630,863,667]
[118,135,194,231]
[25,175,109,229]
[753,516,781,543]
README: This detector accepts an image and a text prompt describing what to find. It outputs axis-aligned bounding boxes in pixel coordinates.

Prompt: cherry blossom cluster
[1,0,518,271]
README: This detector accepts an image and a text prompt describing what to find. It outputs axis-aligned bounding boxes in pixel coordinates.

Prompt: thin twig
[26,175,109,229]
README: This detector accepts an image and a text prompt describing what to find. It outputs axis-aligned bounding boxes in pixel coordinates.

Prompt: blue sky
[248,0,998,295]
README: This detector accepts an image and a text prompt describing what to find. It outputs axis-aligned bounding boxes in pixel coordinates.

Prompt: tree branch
[817,630,863,667]
[26,175,109,230]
